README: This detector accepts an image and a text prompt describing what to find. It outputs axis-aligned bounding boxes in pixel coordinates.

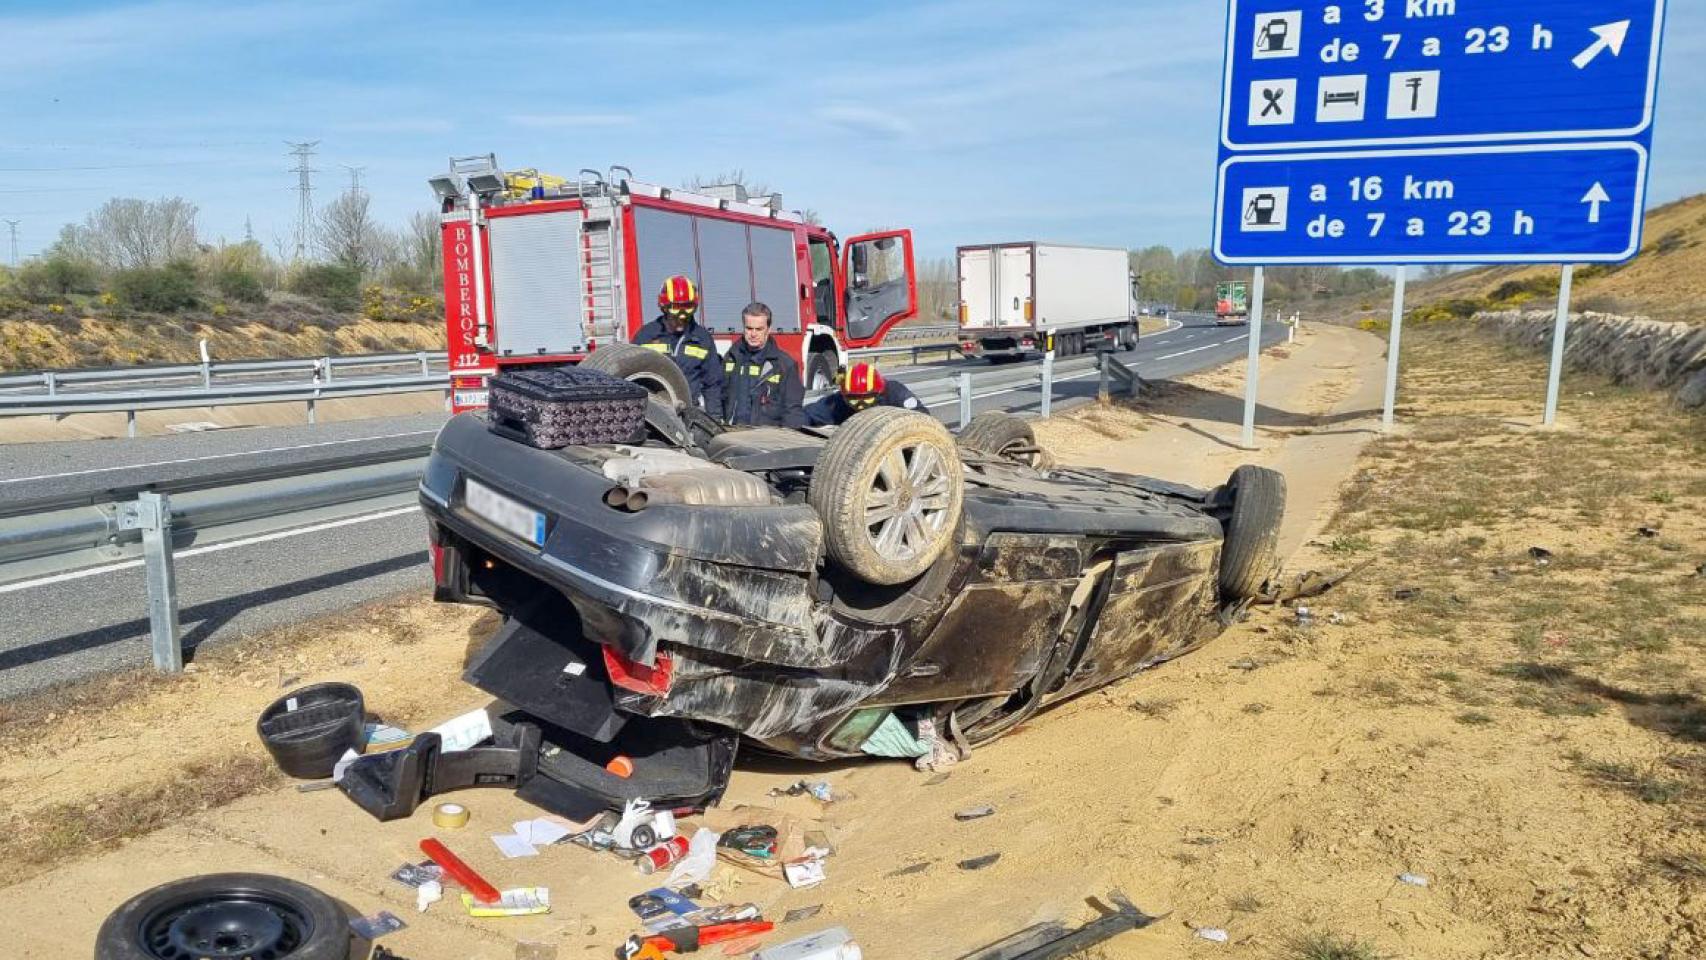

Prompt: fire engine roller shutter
[695,217,749,335]
[633,207,700,329]
[750,225,802,333]
[487,211,588,356]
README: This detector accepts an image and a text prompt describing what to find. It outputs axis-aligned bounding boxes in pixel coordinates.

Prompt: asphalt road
[0,316,1282,699]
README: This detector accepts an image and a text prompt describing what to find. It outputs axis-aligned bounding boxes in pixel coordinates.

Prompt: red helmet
[840,361,885,397]
[658,275,698,311]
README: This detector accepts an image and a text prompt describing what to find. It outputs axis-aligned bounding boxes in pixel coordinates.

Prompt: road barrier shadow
[0,553,424,675]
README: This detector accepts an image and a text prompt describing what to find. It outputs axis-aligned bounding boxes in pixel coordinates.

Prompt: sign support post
[1240,266,1265,449]
[1382,266,1406,431]
[1543,265,1576,427]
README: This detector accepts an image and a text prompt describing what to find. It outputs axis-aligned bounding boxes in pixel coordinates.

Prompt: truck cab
[435,156,916,411]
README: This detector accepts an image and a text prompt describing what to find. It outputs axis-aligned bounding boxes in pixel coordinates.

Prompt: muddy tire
[95,873,350,960]
[809,408,963,585]
[1218,465,1286,601]
[581,343,692,411]
[958,411,1050,469]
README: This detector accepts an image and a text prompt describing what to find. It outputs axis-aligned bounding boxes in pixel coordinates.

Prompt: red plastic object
[604,647,674,696]
[420,837,501,904]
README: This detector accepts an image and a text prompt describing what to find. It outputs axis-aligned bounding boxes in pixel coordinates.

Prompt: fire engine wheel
[1218,464,1287,602]
[958,411,1052,469]
[806,351,839,392]
[810,408,963,586]
[580,344,693,412]
[95,873,350,960]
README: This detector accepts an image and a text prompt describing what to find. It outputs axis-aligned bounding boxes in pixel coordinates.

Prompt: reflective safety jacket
[722,339,805,428]
[803,380,929,427]
[631,317,725,418]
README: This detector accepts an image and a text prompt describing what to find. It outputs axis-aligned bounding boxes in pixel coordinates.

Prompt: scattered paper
[1398,872,1430,887]
[514,818,574,847]
[416,880,442,913]
[1194,927,1230,943]
[350,911,406,940]
[491,833,539,859]
[783,858,826,889]
[666,828,722,887]
[389,862,443,889]
[431,708,494,753]
[364,722,411,747]
[463,887,551,917]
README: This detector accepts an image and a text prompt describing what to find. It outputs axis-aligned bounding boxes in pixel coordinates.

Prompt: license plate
[453,389,489,409]
[465,479,547,547]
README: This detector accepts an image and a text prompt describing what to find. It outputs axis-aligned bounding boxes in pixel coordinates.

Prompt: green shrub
[112,261,200,311]
[289,264,361,311]
[215,267,267,304]
[1490,276,1559,304]
[17,254,101,300]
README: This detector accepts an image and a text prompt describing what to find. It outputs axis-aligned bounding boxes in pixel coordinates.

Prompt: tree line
[1128,245,1395,314]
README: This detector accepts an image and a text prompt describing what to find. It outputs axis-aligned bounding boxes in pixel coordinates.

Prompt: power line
[341,164,367,196]
[286,140,319,263]
[2,220,18,267]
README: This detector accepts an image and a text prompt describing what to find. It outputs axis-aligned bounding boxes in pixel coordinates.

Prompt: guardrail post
[45,371,57,397]
[1040,350,1054,418]
[958,371,972,428]
[199,338,212,389]
[319,357,333,383]
[418,351,430,376]
[1098,353,1110,404]
[119,492,183,673]
[126,410,137,438]
[307,396,317,425]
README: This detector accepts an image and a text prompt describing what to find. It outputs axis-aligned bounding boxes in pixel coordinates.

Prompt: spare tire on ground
[1218,464,1286,601]
[957,411,1051,469]
[809,408,963,585]
[580,343,693,412]
[95,873,350,960]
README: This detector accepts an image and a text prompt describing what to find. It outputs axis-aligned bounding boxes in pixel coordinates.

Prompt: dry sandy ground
[3,323,1702,960]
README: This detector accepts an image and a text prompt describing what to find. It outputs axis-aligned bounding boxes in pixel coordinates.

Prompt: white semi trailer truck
[956,242,1140,361]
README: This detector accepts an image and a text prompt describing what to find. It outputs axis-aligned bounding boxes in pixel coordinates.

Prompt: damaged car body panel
[406,399,1282,819]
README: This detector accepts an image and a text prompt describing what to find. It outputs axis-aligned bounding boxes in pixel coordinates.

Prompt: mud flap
[338,724,543,822]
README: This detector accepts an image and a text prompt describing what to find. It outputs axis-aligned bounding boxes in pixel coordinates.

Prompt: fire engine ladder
[578,169,629,345]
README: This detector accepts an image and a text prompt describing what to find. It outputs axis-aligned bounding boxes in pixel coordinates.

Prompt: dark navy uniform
[803,380,928,427]
[632,317,725,418]
[722,339,805,428]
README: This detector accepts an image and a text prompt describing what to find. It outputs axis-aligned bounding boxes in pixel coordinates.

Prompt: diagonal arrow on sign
[1572,20,1632,69]
[1581,182,1611,224]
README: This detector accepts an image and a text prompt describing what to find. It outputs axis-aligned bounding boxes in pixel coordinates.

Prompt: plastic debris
[954,805,996,821]
[1398,872,1430,887]
[429,708,494,753]
[462,887,551,917]
[666,828,723,886]
[859,712,931,758]
[1195,927,1230,943]
[1293,605,1314,625]
[1229,658,1262,671]
[389,862,443,889]
[1637,526,1660,539]
[783,905,824,924]
[784,858,827,888]
[886,861,932,878]
[415,880,442,913]
[752,926,859,960]
[958,853,1001,871]
[770,780,834,803]
[350,911,406,940]
[1528,546,1554,566]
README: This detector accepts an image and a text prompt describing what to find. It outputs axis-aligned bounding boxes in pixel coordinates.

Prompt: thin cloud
[506,113,637,129]
[332,118,456,135]
[815,105,914,140]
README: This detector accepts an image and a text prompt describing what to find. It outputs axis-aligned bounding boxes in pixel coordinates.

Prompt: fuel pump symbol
[1256,17,1290,53]
[1245,192,1279,227]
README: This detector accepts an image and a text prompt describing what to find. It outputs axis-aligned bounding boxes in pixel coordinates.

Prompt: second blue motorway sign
[1212,0,1667,265]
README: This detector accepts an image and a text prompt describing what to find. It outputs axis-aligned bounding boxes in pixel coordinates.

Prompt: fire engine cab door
[842,229,916,344]
[486,210,589,357]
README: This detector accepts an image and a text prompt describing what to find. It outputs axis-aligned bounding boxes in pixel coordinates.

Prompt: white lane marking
[0,505,421,594]
[0,430,440,485]
[1153,334,1252,361]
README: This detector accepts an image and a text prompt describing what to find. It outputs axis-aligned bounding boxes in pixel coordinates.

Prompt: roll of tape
[432,802,470,829]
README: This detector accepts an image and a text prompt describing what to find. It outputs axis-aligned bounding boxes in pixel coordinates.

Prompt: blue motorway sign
[1214,143,1647,264]
[1221,0,1666,150]
[1213,1,1667,265]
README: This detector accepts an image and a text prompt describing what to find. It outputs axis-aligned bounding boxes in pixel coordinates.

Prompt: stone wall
[1476,310,1706,409]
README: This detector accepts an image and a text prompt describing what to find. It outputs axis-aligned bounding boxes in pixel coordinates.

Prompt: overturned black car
[341,346,1284,822]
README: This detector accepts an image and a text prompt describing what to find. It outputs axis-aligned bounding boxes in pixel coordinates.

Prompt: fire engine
[430,155,918,412]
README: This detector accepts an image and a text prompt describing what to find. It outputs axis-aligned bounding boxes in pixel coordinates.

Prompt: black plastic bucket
[256,682,365,779]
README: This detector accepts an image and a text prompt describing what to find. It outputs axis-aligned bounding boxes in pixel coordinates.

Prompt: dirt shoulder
[5,322,1702,959]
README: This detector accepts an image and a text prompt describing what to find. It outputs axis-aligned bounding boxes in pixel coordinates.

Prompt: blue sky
[2,0,1702,262]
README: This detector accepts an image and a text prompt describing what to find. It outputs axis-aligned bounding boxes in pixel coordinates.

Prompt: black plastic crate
[487,367,649,448]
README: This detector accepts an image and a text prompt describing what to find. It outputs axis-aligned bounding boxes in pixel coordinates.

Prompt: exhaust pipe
[604,486,649,512]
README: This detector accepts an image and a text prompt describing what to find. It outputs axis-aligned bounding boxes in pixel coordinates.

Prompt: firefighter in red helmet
[803,360,928,426]
[632,275,725,418]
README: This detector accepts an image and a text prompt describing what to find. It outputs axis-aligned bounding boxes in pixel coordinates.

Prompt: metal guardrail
[0,349,1142,673]
[0,350,446,393]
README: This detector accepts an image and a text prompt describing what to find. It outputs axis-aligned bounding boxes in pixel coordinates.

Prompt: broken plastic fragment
[958,853,1001,871]
[1398,872,1429,887]
[1194,927,1230,943]
[416,880,442,913]
[955,805,996,821]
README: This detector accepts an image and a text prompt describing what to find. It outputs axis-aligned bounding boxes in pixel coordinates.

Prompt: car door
[840,229,916,346]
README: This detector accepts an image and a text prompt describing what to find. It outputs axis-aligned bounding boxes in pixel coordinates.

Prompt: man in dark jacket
[632,275,725,418]
[803,361,928,426]
[722,302,805,427]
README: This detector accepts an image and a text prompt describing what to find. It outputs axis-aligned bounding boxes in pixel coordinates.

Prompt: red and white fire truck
[432,155,918,412]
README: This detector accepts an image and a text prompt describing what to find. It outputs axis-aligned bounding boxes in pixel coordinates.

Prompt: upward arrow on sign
[1581,182,1612,224]
[1573,20,1632,69]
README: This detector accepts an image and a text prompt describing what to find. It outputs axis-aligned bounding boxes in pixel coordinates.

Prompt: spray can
[637,835,691,875]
